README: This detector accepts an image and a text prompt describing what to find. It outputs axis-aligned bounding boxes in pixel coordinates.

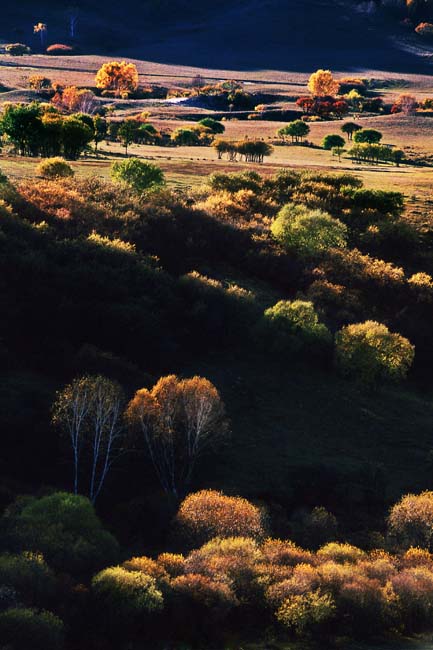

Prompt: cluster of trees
[212,138,273,162]
[52,373,227,502]
[3,488,433,648]
[0,103,95,159]
[348,143,405,166]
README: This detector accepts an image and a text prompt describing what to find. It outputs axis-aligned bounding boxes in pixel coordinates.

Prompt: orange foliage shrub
[175,490,266,545]
[261,539,315,566]
[122,556,169,583]
[170,573,237,611]
[388,491,433,550]
[317,542,366,564]
[157,553,185,578]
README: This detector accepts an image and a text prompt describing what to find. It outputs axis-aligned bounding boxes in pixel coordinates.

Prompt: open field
[1,52,433,208]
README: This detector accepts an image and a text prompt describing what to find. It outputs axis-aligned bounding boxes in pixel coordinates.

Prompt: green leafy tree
[93,116,107,151]
[171,127,201,146]
[271,203,348,257]
[278,120,310,143]
[0,553,56,607]
[341,122,361,141]
[198,117,225,134]
[1,492,119,577]
[1,103,43,155]
[61,116,93,159]
[335,320,415,386]
[111,158,165,193]
[353,128,383,144]
[0,608,64,650]
[118,120,140,155]
[322,134,345,150]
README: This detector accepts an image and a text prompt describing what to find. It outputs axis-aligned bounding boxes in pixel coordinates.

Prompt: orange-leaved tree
[95,61,139,97]
[308,69,340,98]
[126,375,228,498]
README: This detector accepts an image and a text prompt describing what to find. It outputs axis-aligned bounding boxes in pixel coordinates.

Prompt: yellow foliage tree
[95,61,139,97]
[308,69,340,98]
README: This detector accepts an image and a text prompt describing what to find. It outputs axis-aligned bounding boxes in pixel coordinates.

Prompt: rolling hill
[1,0,432,73]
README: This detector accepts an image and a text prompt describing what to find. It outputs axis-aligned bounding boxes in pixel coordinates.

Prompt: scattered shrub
[36,158,74,179]
[335,320,415,386]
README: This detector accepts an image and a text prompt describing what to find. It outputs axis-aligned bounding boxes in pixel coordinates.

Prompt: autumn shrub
[175,490,266,546]
[123,556,169,583]
[261,299,332,359]
[0,607,64,650]
[207,170,263,194]
[401,547,433,568]
[306,279,364,325]
[409,272,433,302]
[317,542,366,564]
[29,75,52,90]
[5,43,31,56]
[335,321,415,386]
[388,491,433,550]
[338,573,396,635]
[92,567,163,623]
[157,553,185,577]
[276,590,336,635]
[185,537,262,604]
[46,44,75,55]
[266,564,321,606]
[415,21,433,37]
[391,566,433,631]
[169,573,237,622]
[196,188,276,225]
[271,203,348,257]
[261,539,315,567]
[36,158,74,179]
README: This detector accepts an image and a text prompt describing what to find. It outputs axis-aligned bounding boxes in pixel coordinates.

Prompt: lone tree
[322,134,345,150]
[341,122,361,141]
[52,375,126,503]
[353,128,383,144]
[95,61,139,97]
[308,69,340,98]
[278,120,310,143]
[111,158,165,193]
[33,22,48,50]
[126,375,228,499]
[117,120,140,155]
[335,320,414,386]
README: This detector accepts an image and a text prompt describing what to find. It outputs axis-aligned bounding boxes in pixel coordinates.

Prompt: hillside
[2,0,432,72]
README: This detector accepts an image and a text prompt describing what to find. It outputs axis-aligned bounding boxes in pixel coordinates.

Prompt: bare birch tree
[52,375,125,503]
[126,375,227,499]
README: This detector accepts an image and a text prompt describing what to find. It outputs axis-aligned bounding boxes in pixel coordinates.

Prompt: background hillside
[2,0,431,72]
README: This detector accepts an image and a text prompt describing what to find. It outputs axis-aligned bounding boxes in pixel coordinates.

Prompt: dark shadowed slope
[2,0,433,73]
[130,0,432,72]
